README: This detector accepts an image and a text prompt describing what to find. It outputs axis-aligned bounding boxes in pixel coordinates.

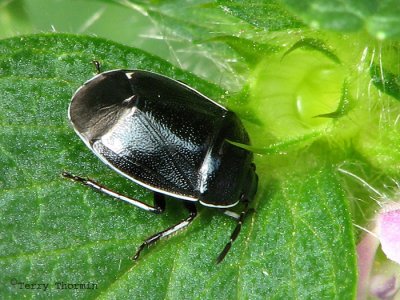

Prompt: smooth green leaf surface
[0,34,356,299]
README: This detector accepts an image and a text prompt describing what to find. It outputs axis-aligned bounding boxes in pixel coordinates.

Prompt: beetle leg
[223,210,240,220]
[153,192,166,214]
[223,207,255,220]
[92,60,101,73]
[62,171,163,213]
[216,199,250,264]
[133,202,197,261]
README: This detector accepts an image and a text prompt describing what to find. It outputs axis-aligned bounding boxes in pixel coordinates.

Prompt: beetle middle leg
[216,197,250,264]
[62,171,165,213]
[133,202,197,261]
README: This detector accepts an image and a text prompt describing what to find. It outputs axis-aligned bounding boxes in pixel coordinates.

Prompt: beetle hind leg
[62,171,165,214]
[133,202,197,261]
[216,199,250,264]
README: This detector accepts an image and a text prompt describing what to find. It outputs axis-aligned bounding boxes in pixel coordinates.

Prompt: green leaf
[314,80,354,118]
[0,33,356,299]
[282,0,400,39]
[216,0,304,31]
[248,42,347,140]
[282,38,341,64]
[205,36,281,66]
[215,0,400,40]
[370,63,400,101]
[251,167,357,299]
[114,0,264,88]
[0,0,31,38]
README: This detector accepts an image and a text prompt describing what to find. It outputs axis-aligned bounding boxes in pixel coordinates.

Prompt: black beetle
[63,63,258,263]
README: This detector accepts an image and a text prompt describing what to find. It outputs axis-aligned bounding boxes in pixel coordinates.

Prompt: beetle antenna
[92,60,101,74]
[216,198,250,264]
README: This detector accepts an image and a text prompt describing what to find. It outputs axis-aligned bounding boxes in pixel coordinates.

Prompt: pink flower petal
[377,204,400,265]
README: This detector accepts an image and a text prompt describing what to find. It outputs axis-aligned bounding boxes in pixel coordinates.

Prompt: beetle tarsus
[132,244,145,261]
[61,171,73,179]
[62,171,86,183]
[216,242,232,264]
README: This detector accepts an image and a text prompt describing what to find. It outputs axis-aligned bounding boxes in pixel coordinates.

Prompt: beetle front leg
[216,199,250,264]
[133,202,197,261]
[223,210,240,220]
[62,171,164,214]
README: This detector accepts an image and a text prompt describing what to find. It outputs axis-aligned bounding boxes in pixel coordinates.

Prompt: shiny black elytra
[63,64,258,263]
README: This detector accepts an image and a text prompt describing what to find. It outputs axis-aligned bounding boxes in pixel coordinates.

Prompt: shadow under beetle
[63,62,258,263]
